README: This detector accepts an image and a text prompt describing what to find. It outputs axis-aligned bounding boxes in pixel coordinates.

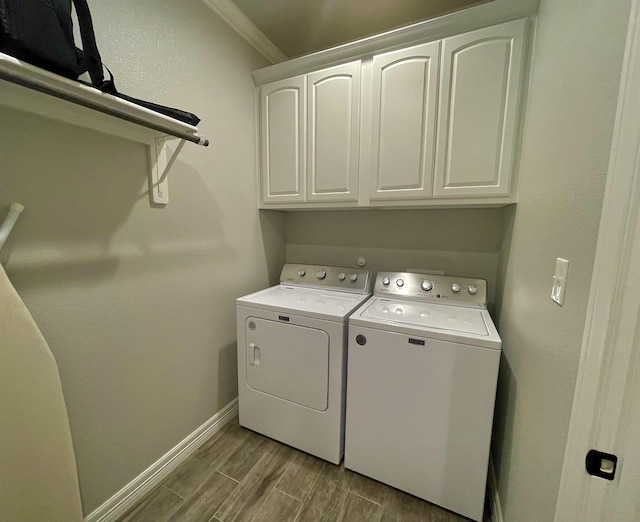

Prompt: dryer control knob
[297,269,306,276]
[316,270,327,280]
[338,273,346,281]
[421,280,433,292]
[451,283,461,293]
[468,284,478,295]
[396,279,405,288]
[350,274,358,282]
[382,277,390,286]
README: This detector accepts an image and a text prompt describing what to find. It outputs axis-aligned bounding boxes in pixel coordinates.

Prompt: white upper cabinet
[434,19,526,199]
[369,41,440,201]
[307,62,361,202]
[255,13,531,209]
[260,75,306,204]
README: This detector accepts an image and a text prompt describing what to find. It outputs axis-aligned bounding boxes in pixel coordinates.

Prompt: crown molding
[252,0,539,85]
[201,0,287,64]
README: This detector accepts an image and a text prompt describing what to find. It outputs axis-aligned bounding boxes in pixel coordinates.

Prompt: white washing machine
[345,271,501,522]
[236,264,371,464]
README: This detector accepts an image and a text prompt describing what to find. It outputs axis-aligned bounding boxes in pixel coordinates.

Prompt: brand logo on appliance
[408,338,425,346]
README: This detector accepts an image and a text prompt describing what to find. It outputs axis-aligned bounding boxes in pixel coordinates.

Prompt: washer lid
[361,298,489,335]
[237,285,371,321]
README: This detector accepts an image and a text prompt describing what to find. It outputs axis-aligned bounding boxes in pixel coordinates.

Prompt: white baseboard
[488,456,504,522]
[84,398,239,522]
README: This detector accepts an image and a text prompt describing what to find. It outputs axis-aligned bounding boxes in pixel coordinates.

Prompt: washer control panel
[374,271,487,308]
[280,264,371,293]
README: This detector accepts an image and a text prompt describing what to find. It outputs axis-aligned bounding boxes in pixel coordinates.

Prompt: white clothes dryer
[236,264,371,464]
[345,271,501,522]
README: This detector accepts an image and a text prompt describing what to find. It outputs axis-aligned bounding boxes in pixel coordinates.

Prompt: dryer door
[245,317,329,411]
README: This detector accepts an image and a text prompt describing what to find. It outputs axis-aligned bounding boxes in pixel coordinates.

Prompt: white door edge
[555,1,640,520]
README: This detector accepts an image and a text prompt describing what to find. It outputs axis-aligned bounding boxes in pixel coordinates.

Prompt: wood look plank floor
[118,418,489,522]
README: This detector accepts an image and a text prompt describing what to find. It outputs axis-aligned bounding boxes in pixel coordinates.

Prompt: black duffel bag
[0,0,200,126]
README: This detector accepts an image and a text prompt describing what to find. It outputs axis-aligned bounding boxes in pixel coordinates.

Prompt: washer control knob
[349,273,358,282]
[316,270,327,280]
[421,280,433,292]
[382,277,390,286]
[396,279,405,288]
[451,283,461,293]
[468,284,478,295]
[297,269,306,276]
[338,273,346,281]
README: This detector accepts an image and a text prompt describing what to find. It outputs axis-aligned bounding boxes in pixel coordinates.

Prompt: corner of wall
[494,204,517,326]
[489,456,504,522]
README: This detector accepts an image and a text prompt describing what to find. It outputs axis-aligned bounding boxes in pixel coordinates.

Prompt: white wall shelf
[0,52,210,205]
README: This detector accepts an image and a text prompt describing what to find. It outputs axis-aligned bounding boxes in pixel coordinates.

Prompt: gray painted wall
[285,208,505,306]
[0,0,285,514]
[492,1,631,520]
[232,0,481,57]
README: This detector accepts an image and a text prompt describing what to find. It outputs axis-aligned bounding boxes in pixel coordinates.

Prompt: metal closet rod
[0,203,24,252]
[1,74,209,147]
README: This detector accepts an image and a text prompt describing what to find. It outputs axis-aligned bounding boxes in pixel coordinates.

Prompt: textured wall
[0,0,285,514]
[492,1,631,520]
[285,208,504,306]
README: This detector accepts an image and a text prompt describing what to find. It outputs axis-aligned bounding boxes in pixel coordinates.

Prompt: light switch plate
[551,258,569,305]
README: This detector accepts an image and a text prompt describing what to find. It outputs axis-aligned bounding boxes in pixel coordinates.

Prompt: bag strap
[71,0,116,92]
[99,63,117,94]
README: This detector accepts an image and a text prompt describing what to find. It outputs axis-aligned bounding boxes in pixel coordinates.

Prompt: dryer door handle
[249,343,261,366]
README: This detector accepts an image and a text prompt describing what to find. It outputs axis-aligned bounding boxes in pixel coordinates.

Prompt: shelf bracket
[148,137,186,205]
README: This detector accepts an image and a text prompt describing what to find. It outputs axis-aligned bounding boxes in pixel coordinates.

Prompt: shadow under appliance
[236,264,371,464]
[345,272,501,522]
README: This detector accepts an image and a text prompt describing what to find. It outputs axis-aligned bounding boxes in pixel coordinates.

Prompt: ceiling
[232,0,487,58]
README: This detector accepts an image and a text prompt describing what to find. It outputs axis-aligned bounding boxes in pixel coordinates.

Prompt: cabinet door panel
[434,19,526,198]
[307,62,360,202]
[260,76,305,204]
[369,41,440,200]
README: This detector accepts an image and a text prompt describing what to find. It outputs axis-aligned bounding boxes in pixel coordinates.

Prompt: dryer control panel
[374,272,487,308]
[280,264,371,294]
